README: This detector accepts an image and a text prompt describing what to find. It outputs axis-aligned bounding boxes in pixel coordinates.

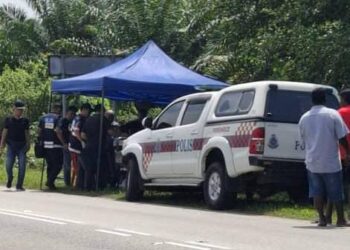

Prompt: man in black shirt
[120,101,151,136]
[81,104,109,190]
[38,104,62,190]
[0,100,30,191]
[56,106,77,186]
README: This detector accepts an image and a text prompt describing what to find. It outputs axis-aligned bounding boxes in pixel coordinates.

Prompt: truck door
[145,101,184,178]
[172,98,210,176]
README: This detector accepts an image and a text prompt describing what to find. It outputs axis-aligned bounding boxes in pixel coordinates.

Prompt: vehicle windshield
[264,89,339,123]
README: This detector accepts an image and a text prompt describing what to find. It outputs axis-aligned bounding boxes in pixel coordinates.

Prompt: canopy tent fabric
[51,40,228,105]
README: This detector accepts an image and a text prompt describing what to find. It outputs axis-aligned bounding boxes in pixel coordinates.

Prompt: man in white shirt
[299,88,350,227]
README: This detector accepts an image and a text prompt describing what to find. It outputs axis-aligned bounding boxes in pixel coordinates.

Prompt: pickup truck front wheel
[125,157,144,201]
[204,162,234,210]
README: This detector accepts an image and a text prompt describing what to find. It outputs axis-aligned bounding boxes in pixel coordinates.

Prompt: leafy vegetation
[0,0,349,87]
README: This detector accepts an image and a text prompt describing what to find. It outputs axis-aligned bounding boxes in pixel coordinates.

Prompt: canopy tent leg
[96,90,105,191]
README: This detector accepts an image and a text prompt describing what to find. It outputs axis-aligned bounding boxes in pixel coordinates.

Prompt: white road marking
[114,228,151,236]
[165,242,210,250]
[0,208,84,224]
[185,241,231,250]
[95,229,131,237]
[0,211,66,225]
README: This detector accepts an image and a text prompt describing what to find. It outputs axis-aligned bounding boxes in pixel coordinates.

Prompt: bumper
[249,156,307,186]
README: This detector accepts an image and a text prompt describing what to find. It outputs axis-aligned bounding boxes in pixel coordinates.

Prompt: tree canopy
[1,0,350,88]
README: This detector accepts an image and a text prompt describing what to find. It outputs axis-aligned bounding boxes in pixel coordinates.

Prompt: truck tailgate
[263,122,305,161]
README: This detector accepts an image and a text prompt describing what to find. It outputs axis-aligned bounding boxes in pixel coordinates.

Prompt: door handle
[166,133,173,138]
[191,131,199,135]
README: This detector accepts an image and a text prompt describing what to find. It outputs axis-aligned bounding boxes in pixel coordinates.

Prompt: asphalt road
[0,187,349,250]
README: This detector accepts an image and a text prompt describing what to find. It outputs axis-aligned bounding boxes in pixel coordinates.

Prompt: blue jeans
[6,144,26,188]
[307,170,344,202]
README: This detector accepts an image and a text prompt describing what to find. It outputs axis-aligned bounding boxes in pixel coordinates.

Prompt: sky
[0,0,37,18]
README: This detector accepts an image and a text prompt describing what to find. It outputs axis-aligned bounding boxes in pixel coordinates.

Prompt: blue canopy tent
[50,40,228,191]
[51,40,228,105]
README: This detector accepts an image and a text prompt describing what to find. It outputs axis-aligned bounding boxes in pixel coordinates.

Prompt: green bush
[0,58,50,130]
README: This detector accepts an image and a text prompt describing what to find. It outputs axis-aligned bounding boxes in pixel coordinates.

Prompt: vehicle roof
[173,91,215,102]
[222,80,337,93]
[172,81,338,104]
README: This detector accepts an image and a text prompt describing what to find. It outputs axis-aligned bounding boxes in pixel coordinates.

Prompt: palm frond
[0,4,28,22]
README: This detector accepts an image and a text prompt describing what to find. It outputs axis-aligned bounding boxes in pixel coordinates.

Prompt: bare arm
[340,137,350,155]
[75,129,83,142]
[81,132,87,141]
[55,127,67,149]
[340,137,350,167]
[0,128,8,149]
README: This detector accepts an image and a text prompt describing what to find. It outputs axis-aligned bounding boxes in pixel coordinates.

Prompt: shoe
[16,186,25,191]
[6,177,13,188]
[317,216,327,227]
[336,220,350,227]
[47,184,57,190]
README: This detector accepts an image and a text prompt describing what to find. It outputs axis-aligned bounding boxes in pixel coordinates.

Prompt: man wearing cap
[38,103,63,190]
[0,100,30,191]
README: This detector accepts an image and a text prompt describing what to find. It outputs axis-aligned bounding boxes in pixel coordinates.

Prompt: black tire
[125,157,144,201]
[203,162,234,210]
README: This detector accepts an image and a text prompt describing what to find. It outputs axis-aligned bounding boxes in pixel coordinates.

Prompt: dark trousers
[107,151,119,188]
[63,149,71,186]
[45,148,63,186]
[81,147,107,191]
[76,155,86,190]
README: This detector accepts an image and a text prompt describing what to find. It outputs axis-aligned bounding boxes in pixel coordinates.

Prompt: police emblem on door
[268,134,279,149]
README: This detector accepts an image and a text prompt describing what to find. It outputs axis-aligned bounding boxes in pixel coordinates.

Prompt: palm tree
[0,3,47,70]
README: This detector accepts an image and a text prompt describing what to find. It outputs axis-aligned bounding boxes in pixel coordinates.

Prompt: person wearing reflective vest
[38,103,63,190]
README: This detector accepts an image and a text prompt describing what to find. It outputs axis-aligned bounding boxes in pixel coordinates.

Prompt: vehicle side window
[215,90,255,117]
[239,91,255,112]
[154,101,184,129]
[181,99,207,125]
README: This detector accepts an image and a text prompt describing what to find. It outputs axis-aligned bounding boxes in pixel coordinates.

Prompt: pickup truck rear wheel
[204,162,234,210]
[125,157,144,201]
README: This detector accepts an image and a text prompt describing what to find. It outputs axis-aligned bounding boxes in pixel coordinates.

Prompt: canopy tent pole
[60,54,67,115]
[96,90,105,191]
[40,91,53,190]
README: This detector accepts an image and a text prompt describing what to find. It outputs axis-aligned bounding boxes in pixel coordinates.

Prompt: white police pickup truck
[122,81,339,209]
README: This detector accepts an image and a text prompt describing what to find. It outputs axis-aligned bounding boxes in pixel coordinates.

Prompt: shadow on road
[293,225,344,230]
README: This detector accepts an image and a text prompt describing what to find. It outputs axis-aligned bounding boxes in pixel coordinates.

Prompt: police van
[122,81,339,209]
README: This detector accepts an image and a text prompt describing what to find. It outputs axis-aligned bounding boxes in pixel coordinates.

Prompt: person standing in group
[106,121,121,188]
[56,105,77,186]
[68,103,92,189]
[338,89,350,203]
[299,88,350,227]
[0,100,30,191]
[81,104,109,191]
[120,101,151,136]
[38,103,63,190]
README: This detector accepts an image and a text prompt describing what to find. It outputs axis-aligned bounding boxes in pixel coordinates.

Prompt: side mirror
[142,117,153,129]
